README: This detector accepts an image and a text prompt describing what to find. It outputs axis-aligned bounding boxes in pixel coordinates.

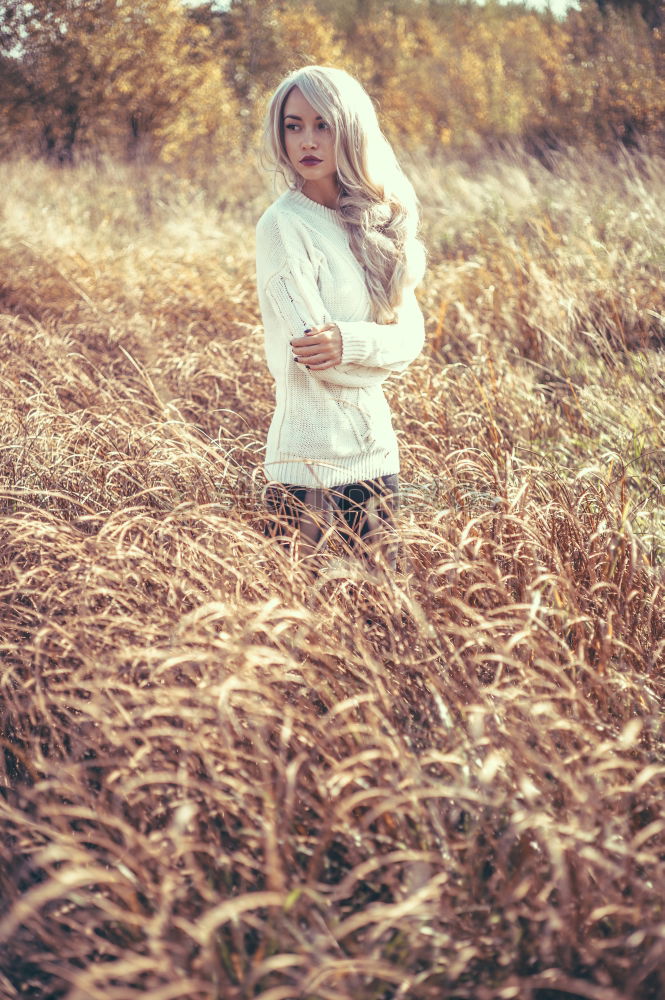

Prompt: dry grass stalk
[0,149,664,999]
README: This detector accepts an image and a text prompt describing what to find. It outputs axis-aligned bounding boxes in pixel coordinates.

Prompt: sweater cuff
[337,322,372,366]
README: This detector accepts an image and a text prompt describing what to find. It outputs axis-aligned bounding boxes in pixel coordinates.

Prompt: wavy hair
[263,65,426,323]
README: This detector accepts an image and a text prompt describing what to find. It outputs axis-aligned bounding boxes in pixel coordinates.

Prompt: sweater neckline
[287,188,343,226]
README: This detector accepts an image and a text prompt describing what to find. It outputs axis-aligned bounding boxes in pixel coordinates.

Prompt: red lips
[300,157,322,165]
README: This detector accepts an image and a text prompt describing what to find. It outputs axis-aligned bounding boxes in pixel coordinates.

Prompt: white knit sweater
[255,187,425,488]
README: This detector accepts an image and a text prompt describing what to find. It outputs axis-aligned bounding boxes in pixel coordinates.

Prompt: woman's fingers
[296,347,333,362]
[294,352,336,369]
[291,323,342,366]
[306,359,336,369]
[292,333,334,353]
[297,354,336,368]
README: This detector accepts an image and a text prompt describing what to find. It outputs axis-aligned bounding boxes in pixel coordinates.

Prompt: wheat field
[0,148,664,1000]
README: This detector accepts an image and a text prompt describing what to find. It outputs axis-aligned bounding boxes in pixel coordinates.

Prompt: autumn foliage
[1,0,665,165]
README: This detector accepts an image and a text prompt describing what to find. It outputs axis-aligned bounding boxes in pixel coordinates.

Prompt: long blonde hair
[263,65,426,323]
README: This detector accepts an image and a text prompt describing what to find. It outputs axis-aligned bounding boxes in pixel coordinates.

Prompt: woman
[256,65,426,577]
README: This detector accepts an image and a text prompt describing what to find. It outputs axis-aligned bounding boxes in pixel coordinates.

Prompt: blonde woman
[256,65,426,577]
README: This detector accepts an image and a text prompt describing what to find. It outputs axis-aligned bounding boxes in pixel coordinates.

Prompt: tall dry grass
[0,149,664,1000]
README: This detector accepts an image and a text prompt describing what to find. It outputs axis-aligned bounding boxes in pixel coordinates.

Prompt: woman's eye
[283,120,328,132]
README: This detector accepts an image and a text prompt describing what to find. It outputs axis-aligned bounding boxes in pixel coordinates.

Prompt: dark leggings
[262,473,400,572]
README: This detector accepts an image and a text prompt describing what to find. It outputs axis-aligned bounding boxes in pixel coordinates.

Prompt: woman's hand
[290,323,342,370]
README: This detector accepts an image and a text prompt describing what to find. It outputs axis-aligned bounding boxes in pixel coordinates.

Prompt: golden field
[0,149,664,999]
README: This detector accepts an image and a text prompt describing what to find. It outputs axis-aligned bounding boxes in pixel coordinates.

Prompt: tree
[0,0,238,163]
[561,2,665,147]
[213,0,343,124]
[595,0,663,30]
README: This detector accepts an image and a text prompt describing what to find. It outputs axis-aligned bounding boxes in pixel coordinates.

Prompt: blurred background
[1,0,664,171]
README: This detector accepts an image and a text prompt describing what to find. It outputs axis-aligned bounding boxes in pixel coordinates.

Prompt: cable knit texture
[256,188,425,488]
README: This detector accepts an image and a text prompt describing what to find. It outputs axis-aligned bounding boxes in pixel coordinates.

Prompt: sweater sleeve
[335,287,426,371]
[263,255,425,387]
[263,257,402,389]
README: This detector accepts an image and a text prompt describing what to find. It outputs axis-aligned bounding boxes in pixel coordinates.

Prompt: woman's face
[282,86,337,190]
